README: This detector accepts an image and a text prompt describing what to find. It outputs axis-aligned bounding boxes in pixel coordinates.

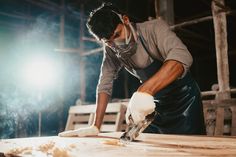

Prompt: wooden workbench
[0,132,236,157]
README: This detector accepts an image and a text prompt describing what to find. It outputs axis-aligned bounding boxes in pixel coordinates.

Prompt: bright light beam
[21,56,58,90]
[21,55,59,137]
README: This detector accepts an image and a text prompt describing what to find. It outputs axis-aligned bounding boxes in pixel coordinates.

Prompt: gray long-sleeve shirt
[97,19,193,96]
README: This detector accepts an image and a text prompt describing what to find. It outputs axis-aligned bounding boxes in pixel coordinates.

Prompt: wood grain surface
[0,132,236,157]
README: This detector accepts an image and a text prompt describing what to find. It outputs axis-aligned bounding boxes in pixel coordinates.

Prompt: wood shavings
[69,144,77,149]
[6,147,33,156]
[102,139,125,146]
[52,147,69,157]
[38,141,55,153]
[4,153,21,157]
[5,141,62,156]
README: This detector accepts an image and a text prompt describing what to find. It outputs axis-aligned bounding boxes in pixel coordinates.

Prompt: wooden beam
[23,0,81,20]
[212,0,230,100]
[0,11,78,32]
[54,47,104,56]
[40,0,61,9]
[81,47,103,56]
[24,0,61,13]
[59,11,65,48]
[203,99,236,108]
[201,88,236,97]
[82,37,102,45]
[58,0,65,132]
[155,0,174,25]
[0,11,33,20]
[171,16,213,29]
[154,0,160,18]
[54,48,81,53]
[171,10,235,29]
[79,4,86,102]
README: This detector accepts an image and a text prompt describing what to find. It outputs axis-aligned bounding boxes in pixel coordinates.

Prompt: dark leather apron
[107,27,206,135]
[136,60,206,135]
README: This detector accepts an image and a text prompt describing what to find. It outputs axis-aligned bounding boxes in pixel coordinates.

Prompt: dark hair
[86,3,123,40]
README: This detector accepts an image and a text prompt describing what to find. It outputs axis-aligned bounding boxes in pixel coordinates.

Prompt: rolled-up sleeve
[153,19,193,78]
[96,47,122,95]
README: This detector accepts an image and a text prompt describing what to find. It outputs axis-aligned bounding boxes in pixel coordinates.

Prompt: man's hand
[125,92,156,125]
[58,126,99,137]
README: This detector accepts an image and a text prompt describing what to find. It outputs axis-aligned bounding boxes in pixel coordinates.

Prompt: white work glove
[58,125,99,137]
[126,92,156,125]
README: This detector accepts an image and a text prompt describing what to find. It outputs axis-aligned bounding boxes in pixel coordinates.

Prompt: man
[59,3,206,137]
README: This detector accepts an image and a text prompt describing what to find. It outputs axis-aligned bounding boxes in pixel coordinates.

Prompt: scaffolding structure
[0,0,235,136]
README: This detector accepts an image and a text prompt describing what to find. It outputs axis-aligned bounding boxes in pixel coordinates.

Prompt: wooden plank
[65,114,76,131]
[214,107,224,135]
[1,133,236,156]
[203,99,236,136]
[73,115,91,122]
[69,103,127,114]
[69,105,96,114]
[74,124,90,129]
[106,103,127,112]
[65,103,127,132]
[211,0,230,100]
[103,114,118,122]
[66,113,94,130]
[230,106,236,135]
[65,114,91,130]
[100,125,116,132]
[201,88,236,97]
[203,99,236,108]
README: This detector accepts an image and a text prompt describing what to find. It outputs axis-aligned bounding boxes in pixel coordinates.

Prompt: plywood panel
[1,133,236,157]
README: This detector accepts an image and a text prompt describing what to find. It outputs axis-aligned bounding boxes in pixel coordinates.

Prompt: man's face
[102,15,131,47]
[103,23,130,47]
[102,15,137,57]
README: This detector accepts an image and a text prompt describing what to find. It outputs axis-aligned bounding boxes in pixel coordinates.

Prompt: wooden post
[59,11,65,48]
[58,0,65,132]
[155,0,174,25]
[79,4,86,102]
[154,0,160,18]
[211,0,231,100]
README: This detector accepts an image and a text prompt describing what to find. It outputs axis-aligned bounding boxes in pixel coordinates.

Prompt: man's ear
[122,15,130,24]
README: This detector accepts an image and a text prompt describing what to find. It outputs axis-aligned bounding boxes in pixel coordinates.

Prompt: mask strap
[129,23,137,42]
[111,10,124,23]
[111,10,131,44]
[125,26,132,44]
[124,26,130,44]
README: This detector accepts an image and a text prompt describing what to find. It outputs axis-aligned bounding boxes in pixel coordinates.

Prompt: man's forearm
[94,92,110,129]
[137,60,184,96]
